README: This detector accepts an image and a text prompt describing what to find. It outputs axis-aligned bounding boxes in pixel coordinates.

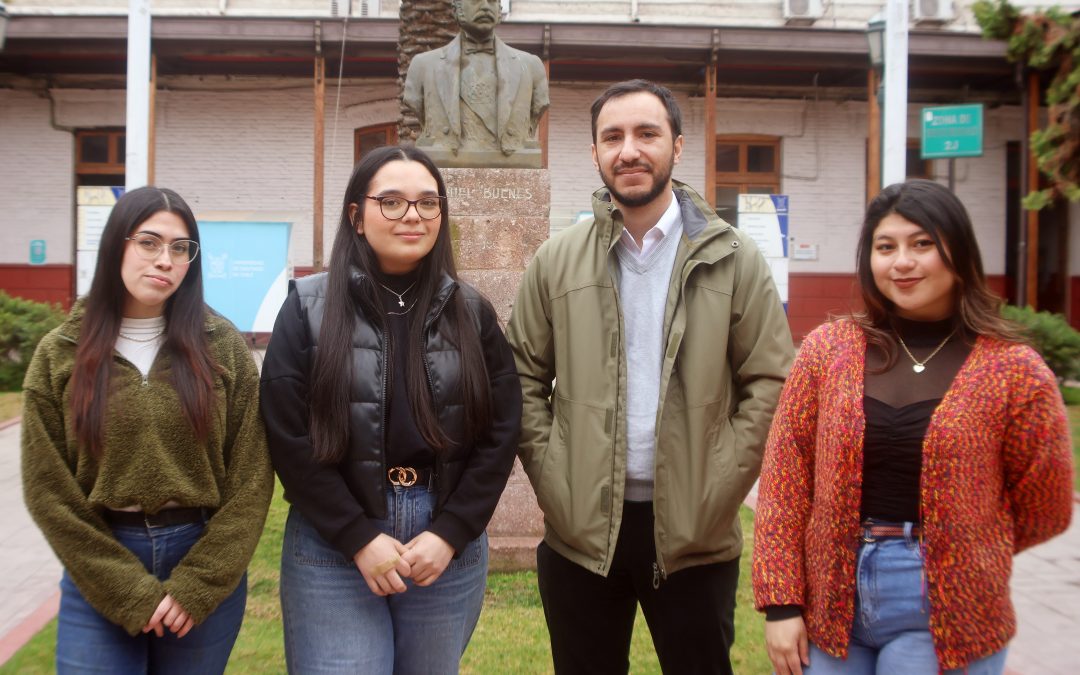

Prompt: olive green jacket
[507,181,793,578]
[21,304,273,635]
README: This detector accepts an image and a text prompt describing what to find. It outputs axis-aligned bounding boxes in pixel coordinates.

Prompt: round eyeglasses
[125,233,200,264]
[365,195,445,221]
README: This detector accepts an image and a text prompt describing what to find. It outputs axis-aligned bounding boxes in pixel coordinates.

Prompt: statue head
[455,0,501,42]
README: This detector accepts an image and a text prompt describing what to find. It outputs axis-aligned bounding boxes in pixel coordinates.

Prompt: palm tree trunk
[398,0,458,144]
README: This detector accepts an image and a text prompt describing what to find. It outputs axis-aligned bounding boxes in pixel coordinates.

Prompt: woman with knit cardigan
[21,187,273,674]
[753,179,1073,675]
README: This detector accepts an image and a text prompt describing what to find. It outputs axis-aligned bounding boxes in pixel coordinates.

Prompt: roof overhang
[0,14,1020,102]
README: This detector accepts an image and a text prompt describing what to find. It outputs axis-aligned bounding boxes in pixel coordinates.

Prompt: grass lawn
[1,483,770,674]
[0,392,23,423]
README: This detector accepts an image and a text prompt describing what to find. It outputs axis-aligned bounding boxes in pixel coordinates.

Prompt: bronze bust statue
[403,0,550,168]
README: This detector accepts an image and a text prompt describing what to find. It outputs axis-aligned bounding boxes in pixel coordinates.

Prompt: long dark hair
[852,179,1023,363]
[70,186,217,458]
[308,145,492,463]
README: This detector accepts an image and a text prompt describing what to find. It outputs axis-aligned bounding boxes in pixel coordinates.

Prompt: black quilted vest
[292,269,478,519]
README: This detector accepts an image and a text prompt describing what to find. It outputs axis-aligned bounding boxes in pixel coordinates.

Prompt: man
[507,80,794,674]
[402,0,549,168]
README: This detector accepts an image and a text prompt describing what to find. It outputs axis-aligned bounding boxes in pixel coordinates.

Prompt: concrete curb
[0,591,58,666]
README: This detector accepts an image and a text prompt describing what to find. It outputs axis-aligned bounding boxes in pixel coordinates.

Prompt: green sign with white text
[921,105,984,159]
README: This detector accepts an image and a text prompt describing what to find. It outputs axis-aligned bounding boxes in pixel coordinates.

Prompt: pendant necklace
[387,298,419,316]
[896,329,955,374]
[377,280,417,308]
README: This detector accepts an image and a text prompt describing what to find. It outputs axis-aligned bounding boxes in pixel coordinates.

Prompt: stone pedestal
[422,144,543,170]
[444,167,548,571]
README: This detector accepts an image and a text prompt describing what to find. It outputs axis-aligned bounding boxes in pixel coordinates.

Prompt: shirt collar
[618,191,681,252]
[651,191,682,239]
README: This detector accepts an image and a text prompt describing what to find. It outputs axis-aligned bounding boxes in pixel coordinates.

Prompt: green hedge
[1002,305,1080,383]
[0,291,66,391]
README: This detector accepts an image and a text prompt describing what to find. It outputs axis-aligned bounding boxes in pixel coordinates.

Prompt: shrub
[1061,386,1080,406]
[1002,304,1080,382]
[0,291,66,391]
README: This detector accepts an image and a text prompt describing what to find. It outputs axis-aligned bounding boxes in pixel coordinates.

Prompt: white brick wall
[0,79,1050,280]
[705,98,1024,275]
[143,77,396,269]
[0,90,75,265]
[724,98,870,274]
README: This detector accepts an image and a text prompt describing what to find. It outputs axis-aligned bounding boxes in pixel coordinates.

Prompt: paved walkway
[0,421,1078,670]
[0,419,62,664]
[1007,499,1080,674]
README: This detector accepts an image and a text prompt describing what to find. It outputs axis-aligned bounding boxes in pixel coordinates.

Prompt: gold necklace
[896,330,955,374]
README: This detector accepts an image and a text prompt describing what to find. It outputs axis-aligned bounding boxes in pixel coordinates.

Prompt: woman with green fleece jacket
[21,186,273,675]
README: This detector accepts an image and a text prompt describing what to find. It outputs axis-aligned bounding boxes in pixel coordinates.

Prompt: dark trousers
[536,500,739,675]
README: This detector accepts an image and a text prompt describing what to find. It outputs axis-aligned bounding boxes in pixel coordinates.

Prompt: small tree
[0,292,66,391]
[973,0,1080,209]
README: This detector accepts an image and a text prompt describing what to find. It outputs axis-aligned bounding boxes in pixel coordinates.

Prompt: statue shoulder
[409,39,455,70]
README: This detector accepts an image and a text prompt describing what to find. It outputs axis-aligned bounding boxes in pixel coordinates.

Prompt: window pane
[77,173,125,187]
[80,135,110,163]
[715,185,740,220]
[715,144,739,172]
[906,147,930,179]
[358,130,389,160]
[116,135,125,163]
[747,145,775,173]
[747,185,776,194]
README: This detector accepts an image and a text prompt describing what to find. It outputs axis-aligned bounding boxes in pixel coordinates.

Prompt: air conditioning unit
[783,0,823,26]
[912,0,954,24]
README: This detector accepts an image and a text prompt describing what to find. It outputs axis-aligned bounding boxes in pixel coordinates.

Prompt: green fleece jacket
[21,303,273,636]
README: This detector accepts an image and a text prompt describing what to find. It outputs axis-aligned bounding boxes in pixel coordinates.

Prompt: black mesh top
[860,316,973,522]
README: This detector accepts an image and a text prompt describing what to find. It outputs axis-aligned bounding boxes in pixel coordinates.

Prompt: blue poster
[199,221,290,332]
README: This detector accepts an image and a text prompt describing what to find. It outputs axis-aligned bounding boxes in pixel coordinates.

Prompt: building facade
[1,0,1077,336]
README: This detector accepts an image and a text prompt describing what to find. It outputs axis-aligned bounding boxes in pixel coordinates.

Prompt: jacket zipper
[650,262,700,587]
[57,333,151,385]
[378,321,391,495]
[422,285,457,491]
[606,249,625,575]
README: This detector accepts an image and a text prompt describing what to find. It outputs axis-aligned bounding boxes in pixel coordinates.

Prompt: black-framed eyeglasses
[125,233,200,264]
[365,195,445,221]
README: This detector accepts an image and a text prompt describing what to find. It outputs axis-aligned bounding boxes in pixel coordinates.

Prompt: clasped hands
[142,594,194,639]
[354,531,454,596]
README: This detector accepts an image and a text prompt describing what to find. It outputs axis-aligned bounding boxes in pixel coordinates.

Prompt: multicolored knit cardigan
[752,319,1074,670]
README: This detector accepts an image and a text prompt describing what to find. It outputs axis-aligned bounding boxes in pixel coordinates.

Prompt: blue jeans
[56,519,247,675]
[805,523,1007,675]
[279,486,488,674]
